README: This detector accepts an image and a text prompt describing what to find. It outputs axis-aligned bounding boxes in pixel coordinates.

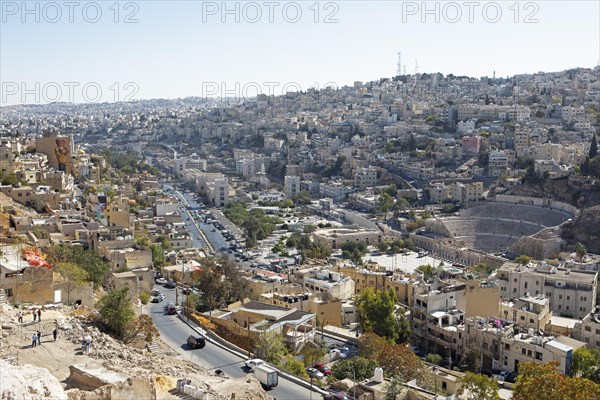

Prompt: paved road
[147,287,322,400]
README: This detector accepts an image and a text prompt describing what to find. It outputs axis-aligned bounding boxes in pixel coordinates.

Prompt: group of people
[17,308,42,323]
[29,320,59,348]
[31,331,41,347]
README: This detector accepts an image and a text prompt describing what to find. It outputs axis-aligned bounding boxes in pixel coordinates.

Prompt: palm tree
[575,242,587,266]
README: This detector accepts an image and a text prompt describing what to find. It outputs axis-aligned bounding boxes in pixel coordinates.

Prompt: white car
[329,349,348,359]
[244,359,265,370]
[306,367,324,379]
[155,278,167,285]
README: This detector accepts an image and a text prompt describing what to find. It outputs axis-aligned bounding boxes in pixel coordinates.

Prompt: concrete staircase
[147,341,163,355]
[0,289,7,305]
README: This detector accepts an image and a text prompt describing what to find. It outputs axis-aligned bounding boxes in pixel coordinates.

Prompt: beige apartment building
[496,261,597,319]
[499,295,552,331]
[463,316,584,375]
[574,306,600,349]
[312,226,383,250]
[291,267,355,300]
[411,280,500,361]
[336,264,413,305]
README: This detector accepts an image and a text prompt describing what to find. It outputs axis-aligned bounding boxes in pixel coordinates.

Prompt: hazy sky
[1,1,599,105]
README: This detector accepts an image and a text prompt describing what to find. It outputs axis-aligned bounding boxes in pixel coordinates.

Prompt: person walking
[31,333,37,348]
[37,308,42,322]
[52,327,58,341]
[32,309,37,322]
[17,311,23,324]
[37,331,41,346]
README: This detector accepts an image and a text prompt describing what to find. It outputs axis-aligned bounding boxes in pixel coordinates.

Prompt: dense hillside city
[1,66,600,400]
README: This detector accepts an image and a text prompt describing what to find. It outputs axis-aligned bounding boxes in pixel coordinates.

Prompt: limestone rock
[0,360,67,400]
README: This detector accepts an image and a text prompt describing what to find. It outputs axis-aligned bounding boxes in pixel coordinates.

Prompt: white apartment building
[354,166,378,190]
[534,143,562,162]
[210,179,230,207]
[284,175,301,199]
[488,150,509,175]
[319,182,352,202]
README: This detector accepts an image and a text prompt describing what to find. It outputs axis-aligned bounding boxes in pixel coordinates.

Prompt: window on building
[536,352,543,360]
[522,348,526,355]
[585,326,592,332]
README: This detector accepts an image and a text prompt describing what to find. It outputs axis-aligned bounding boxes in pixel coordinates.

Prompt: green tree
[332,357,379,381]
[590,133,598,158]
[340,242,368,264]
[55,262,88,305]
[139,292,149,305]
[425,353,443,365]
[301,344,325,368]
[32,227,50,240]
[386,375,408,400]
[513,361,600,400]
[96,287,135,339]
[356,288,410,343]
[514,255,532,265]
[193,260,227,313]
[457,372,501,400]
[572,348,600,384]
[0,173,19,186]
[46,245,109,288]
[254,330,286,364]
[282,357,309,379]
[156,235,173,251]
[150,244,166,268]
[417,264,435,281]
[378,193,394,215]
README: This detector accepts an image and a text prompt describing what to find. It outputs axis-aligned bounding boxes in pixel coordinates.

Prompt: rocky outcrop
[67,364,129,391]
[562,205,600,253]
[0,360,67,400]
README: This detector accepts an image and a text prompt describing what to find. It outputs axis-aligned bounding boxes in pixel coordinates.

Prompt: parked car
[306,368,325,379]
[328,349,347,359]
[151,295,163,303]
[245,359,265,370]
[313,363,332,376]
[155,277,167,285]
[165,302,177,315]
[163,280,177,289]
[187,335,206,349]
